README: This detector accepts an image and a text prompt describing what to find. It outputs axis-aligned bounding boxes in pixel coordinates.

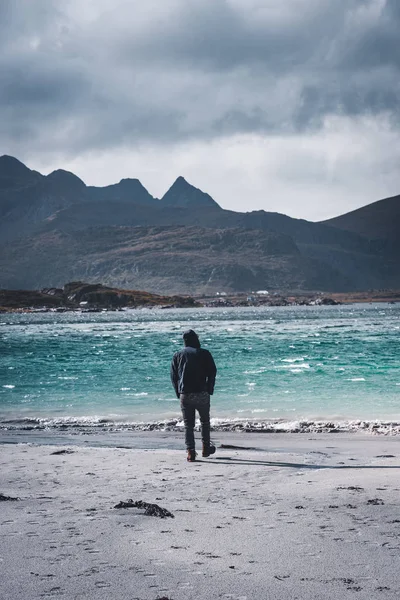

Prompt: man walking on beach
[171,329,217,462]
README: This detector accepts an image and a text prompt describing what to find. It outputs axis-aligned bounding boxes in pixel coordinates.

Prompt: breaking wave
[1,415,400,435]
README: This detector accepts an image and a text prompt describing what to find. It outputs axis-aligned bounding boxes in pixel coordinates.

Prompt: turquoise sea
[0,305,399,432]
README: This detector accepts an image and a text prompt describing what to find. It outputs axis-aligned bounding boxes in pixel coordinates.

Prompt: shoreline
[2,416,400,439]
[1,289,400,313]
[1,297,400,313]
[2,418,400,451]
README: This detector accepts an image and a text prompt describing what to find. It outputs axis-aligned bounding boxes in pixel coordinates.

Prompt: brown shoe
[202,443,216,458]
[187,449,196,462]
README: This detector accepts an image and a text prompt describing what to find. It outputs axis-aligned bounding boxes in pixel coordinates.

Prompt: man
[170,329,217,462]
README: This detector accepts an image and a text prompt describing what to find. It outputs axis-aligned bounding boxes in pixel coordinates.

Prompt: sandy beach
[1,432,400,600]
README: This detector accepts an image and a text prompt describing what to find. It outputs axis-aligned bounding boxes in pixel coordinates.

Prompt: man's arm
[206,351,217,395]
[170,354,180,399]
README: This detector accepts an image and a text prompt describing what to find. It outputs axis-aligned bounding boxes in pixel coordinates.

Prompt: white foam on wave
[347,378,366,382]
[281,357,306,363]
[2,415,400,435]
[2,385,15,389]
[279,362,310,369]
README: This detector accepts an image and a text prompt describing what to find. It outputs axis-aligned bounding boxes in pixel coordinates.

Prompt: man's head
[183,329,201,349]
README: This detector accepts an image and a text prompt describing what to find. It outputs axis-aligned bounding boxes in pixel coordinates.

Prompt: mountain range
[0,155,398,294]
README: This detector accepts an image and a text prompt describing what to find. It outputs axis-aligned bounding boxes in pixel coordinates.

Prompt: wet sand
[1,433,400,599]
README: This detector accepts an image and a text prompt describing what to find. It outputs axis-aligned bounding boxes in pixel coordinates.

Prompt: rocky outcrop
[0,281,199,311]
[0,289,63,310]
[161,176,220,209]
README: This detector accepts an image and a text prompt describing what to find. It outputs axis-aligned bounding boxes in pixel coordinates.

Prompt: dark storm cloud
[0,0,399,155]
[335,0,400,71]
[114,0,327,71]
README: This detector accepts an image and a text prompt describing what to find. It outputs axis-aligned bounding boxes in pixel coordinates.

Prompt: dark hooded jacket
[170,335,217,398]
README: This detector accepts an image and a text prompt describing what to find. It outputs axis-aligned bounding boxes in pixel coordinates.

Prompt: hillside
[323,194,400,242]
[0,155,399,293]
[0,226,351,294]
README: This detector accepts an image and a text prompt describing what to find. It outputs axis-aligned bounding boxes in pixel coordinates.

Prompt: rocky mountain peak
[119,177,141,184]
[117,178,148,192]
[0,155,42,189]
[46,169,85,189]
[89,177,155,204]
[0,154,28,173]
[161,176,221,209]
[174,175,189,186]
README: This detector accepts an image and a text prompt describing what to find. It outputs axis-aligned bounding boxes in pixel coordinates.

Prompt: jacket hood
[183,329,201,349]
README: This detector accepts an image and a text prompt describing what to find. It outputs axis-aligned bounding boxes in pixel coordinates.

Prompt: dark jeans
[180,391,210,450]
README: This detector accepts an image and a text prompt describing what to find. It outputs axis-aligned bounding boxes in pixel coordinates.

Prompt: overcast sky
[1,0,399,220]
